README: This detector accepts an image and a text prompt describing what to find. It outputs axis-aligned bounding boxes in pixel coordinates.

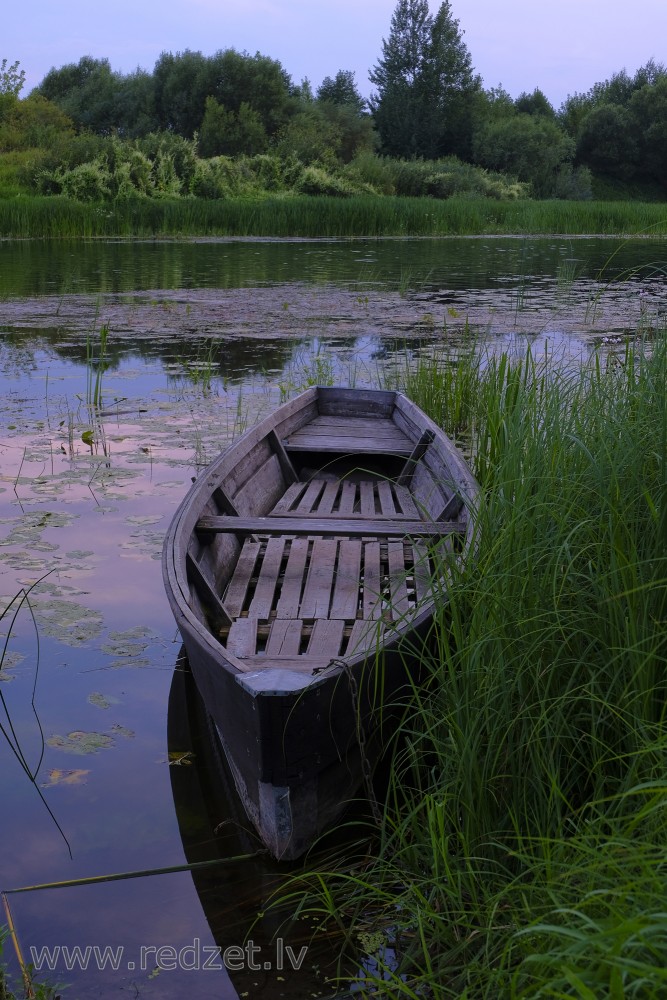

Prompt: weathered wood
[362,540,383,620]
[185,552,232,628]
[223,538,261,617]
[308,618,345,656]
[270,481,306,515]
[388,541,411,619]
[377,480,397,516]
[329,539,362,619]
[234,453,285,516]
[248,536,286,619]
[197,514,465,538]
[267,429,299,485]
[284,415,412,455]
[397,430,435,486]
[347,617,385,655]
[275,537,310,618]
[266,618,303,656]
[226,617,258,657]
[163,384,480,863]
[299,538,337,618]
[338,480,356,514]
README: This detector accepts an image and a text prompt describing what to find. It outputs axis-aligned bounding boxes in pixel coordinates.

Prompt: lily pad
[110,724,135,739]
[42,768,90,787]
[47,731,114,754]
[88,692,120,710]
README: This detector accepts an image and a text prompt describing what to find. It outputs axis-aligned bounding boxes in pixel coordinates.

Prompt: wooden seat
[197,514,464,538]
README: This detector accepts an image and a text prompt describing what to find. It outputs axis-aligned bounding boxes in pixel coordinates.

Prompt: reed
[277,332,667,997]
[1,194,666,238]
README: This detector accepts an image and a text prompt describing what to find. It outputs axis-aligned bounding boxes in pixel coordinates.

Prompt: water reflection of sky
[1,245,664,996]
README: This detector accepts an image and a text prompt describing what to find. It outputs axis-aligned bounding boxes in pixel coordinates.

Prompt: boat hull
[163,386,478,859]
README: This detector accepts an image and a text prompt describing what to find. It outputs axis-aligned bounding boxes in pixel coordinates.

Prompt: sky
[4,0,666,110]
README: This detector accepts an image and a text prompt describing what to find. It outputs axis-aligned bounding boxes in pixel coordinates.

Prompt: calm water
[0,236,664,999]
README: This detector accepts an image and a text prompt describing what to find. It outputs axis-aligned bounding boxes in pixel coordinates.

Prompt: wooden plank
[412,541,432,604]
[284,435,412,455]
[338,480,356,514]
[388,541,411,619]
[316,387,397,417]
[275,537,309,618]
[329,539,362,619]
[270,481,306,514]
[347,618,385,656]
[185,552,232,628]
[223,538,261,617]
[308,619,345,657]
[377,480,397,516]
[267,429,299,485]
[234,453,285,516]
[269,509,415,521]
[236,655,332,674]
[198,514,465,538]
[317,479,340,515]
[266,618,303,656]
[212,485,240,516]
[397,430,435,486]
[359,480,376,517]
[248,536,286,619]
[362,540,383,620]
[394,483,420,518]
[226,617,258,657]
[296,479,326,513]
[299,538,337,618]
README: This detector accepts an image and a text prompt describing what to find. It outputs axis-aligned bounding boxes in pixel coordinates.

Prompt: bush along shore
[275,333,667,997]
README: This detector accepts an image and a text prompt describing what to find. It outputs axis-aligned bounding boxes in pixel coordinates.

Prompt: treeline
[0,0,666,204]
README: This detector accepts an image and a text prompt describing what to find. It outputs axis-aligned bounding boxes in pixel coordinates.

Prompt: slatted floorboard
[221,533,435,666]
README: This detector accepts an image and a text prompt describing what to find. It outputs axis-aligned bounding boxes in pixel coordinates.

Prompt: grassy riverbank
[280,335,667,996]
[1,194,667,239]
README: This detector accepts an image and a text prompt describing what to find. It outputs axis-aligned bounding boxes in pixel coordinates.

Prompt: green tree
[369,0,433,156]
[0,58,25,97]
[37,56,120,134]
[473,113,574,197]
[628,76,667,186]
[204,49,294,138]
[575,103,639,180]
[369,0,479,159]
[419,1,480,159]
[316,70,366,112]
[515,88,555,118]
[198,96,267,157]
[152,49,209,136]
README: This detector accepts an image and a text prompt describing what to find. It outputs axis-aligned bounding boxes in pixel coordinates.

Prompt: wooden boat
[162,386,478,860]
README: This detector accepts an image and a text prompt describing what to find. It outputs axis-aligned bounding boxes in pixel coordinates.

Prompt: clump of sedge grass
[277,332,667,997]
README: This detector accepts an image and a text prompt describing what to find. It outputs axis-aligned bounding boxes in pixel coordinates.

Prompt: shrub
[295,165,356,197]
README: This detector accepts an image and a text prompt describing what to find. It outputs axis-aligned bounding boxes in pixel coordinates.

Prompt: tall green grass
[279,335,667,997]
[0,194,666,238]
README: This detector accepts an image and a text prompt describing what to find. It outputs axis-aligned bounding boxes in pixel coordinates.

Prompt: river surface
[0,236,665,999]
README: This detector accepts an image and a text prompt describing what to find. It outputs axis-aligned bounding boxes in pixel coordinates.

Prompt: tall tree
[369,0,433,156]
[419,1,480,158]
[369,0,479,159]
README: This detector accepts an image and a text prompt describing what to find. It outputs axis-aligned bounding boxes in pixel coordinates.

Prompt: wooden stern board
[283,415,413,455]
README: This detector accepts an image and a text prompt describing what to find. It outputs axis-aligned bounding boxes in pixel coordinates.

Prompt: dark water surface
[0,236,665,998]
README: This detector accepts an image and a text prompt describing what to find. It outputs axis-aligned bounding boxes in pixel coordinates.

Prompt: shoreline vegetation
[274,333,667,998]
[1,194,667,239]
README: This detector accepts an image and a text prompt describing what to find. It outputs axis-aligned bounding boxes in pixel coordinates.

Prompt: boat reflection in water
[168,649,363,1000]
